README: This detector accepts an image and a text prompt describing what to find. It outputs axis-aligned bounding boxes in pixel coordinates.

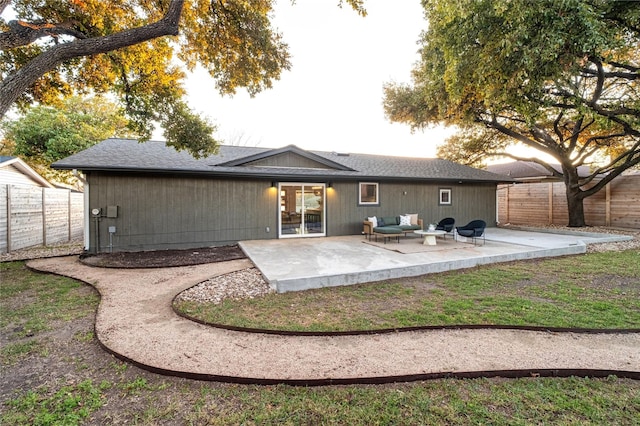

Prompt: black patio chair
[455,220,486,245]
[435,217,455,239]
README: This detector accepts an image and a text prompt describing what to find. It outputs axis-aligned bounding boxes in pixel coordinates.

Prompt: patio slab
[240,227,632,293]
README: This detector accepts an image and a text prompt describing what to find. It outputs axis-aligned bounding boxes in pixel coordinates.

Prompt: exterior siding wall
[87,173,278,252]
[87,173,498,252]
[0,164,42,186]
[328,181,497,236]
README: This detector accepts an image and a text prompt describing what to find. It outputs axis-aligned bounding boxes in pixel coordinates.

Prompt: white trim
[439,188,452,205]
[278,183,326,238]
[83,179,90,251]
[358,182,379,205]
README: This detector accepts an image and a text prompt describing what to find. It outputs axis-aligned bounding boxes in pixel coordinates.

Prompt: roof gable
[0,156,54,188]
[217,145,355,171]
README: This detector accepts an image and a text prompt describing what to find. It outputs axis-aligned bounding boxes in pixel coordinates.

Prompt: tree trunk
[564,166,587,227]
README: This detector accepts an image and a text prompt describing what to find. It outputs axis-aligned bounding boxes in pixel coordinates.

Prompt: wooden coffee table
[414,230,447,245]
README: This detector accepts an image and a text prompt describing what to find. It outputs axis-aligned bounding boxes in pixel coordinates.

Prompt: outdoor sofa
[363,214,423,243]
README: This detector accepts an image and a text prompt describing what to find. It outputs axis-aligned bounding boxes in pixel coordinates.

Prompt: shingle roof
[486,161,591,179]
[53,138,512,183]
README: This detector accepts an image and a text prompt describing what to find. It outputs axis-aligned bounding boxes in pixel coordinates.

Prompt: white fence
[0,185,84,253]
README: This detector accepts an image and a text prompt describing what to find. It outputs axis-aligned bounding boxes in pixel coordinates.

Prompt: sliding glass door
[279,183,325,238]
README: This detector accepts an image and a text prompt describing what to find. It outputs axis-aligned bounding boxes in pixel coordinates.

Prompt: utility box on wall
[106,205,119,218]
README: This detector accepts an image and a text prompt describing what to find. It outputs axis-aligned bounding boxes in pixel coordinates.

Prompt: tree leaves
[1,96,131,183]
[384,0,640,226]
[1,0,368,157]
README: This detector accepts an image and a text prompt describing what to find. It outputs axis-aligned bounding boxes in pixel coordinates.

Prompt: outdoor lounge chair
[435,217,455,239]
[455,220,486,245]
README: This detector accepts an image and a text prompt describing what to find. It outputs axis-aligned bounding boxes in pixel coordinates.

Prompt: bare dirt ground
[80,245,246,268]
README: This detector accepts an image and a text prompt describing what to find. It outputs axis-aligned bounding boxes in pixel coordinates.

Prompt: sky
[182,0,455,158]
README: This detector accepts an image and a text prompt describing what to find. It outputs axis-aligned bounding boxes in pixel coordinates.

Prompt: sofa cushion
[381,216,398,226]
[399,215,412,226]
[398,224,422,231]
[373,226,402,234]
[405,213,419,225]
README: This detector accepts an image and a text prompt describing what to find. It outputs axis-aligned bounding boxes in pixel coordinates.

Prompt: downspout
[73,169,90,252]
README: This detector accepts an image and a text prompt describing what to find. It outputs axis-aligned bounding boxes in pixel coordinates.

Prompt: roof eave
[56,165,511,184]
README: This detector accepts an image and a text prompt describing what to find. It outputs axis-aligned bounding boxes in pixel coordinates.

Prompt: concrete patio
[240,227,633,293]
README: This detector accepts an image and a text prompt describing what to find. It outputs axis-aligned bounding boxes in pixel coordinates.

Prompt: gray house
[53,138,510,253]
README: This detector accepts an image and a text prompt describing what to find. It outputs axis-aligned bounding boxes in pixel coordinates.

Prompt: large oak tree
[0,0,365,157]
[384,0,640,227]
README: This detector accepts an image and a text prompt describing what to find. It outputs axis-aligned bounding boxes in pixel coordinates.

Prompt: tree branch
[589,57,605,106]
[580,152,640,198]
[0,0,10,15]
[553,110,565,142]
[0,20,87,51]
[481,115,562,160]
[0,0,185,119]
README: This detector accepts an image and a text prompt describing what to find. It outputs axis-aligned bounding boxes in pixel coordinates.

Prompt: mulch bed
[79,245,246,268]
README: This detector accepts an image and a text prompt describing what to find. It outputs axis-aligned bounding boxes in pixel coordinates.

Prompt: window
[439,188,452,205]
[359,182,379,205]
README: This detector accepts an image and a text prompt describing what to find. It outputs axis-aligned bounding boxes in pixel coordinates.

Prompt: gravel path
[24,256,640,384]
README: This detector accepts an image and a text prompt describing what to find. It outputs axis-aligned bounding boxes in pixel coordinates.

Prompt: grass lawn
[174,250,640,332]
[2,252,640,425]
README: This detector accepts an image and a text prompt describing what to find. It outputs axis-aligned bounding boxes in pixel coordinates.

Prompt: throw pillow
[377,217,386,227]
[367,216,378,227]
[405,213,419,225]
[399,215,411,226]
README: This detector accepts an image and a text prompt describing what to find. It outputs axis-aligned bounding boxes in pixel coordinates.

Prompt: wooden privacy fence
[0,184,84,253]
[497,175,640,229]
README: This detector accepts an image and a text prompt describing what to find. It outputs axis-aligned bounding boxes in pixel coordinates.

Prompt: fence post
[6,185,11,252]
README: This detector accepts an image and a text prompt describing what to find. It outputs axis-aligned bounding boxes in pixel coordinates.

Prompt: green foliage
[3,380,109,425]
[384,0,640,224]
[161,101,218,158]
[0,0,366,157]
[1,96,131,183]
